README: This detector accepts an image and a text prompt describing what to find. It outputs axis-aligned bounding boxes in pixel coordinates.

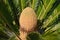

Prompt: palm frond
[0,0,60,40]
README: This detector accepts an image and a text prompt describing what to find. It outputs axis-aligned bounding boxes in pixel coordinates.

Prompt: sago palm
[0,0,60,40]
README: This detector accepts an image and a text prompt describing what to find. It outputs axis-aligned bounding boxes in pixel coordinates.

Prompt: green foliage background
[0,0,60,40]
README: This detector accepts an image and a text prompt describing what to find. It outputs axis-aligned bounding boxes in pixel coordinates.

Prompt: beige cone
[19,7,37,40]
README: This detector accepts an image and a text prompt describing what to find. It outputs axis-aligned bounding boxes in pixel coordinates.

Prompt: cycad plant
[0,0,60,40]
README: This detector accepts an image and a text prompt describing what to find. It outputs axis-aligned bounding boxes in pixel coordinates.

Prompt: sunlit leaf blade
[31,0,38,10]
[36,0,43,17]
[38,0,56,21]
[44,23,60,35]
[42,0,50,8]
[20,0,27,10]
[42,4,60,28]
[42,23,60,40]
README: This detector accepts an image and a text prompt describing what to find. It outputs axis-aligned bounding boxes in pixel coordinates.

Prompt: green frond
[42,4,60,28]
[38,0,56,21]
[0,0,60,40]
